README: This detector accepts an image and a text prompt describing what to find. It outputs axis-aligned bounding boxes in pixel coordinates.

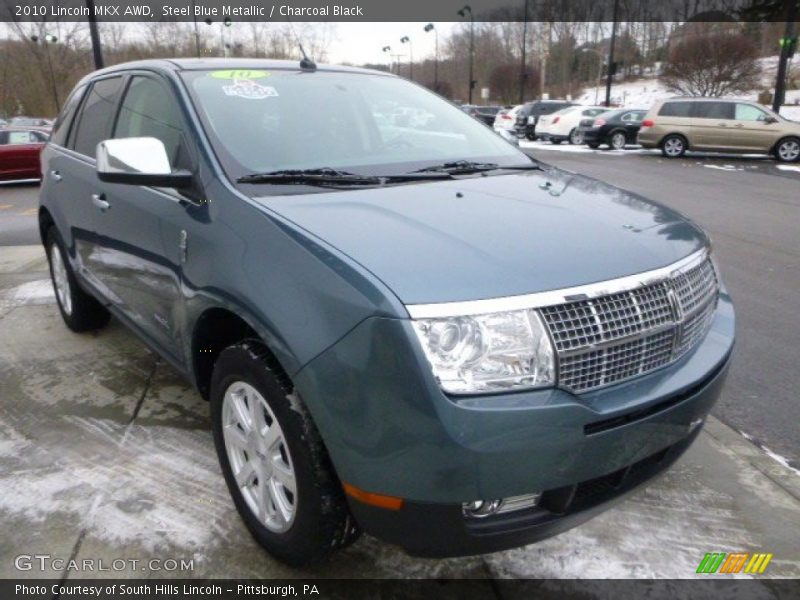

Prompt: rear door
[87,72,197,360]
[58,75,126,289]
[620,111,646,142]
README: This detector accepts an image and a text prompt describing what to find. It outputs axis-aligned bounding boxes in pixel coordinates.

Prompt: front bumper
[294,294,734,556]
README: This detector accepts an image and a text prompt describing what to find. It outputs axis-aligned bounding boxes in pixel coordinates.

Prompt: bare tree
[660,31,760,97]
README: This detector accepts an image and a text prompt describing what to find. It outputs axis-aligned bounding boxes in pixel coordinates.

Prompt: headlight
[411,309,555,394]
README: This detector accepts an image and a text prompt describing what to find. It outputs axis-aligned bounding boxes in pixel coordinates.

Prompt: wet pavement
[0,246,798,582]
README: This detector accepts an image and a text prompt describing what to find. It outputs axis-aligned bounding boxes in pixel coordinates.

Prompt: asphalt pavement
[0,181,41,246]
[523,142,800,469]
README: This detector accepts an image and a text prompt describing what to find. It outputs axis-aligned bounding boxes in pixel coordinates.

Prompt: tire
[610,131,627,150]
[46,228,110,332]
[550,138,563,145]
[569,128,583,145]
[588,142,600,149]
[526,132,537,141]
[774,137,800,163]
[661,134,687,158]
[210,342,360,566]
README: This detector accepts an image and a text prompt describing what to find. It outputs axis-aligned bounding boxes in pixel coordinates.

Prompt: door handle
[734,123,744,128]
[717,122,728,127]
[92,193,110,211]
[50,170,62,182]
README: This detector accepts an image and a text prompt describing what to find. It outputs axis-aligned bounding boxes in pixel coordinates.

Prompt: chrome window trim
[405,247,710,319]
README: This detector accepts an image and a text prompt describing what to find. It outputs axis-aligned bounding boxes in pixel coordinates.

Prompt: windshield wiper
[411,160,542,175]
[237,167,454,187]
[237,168,382,186]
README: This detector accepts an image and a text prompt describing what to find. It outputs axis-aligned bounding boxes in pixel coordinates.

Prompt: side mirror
[97,137,192,188]
[764,116,778,124]
[497,129,520,147]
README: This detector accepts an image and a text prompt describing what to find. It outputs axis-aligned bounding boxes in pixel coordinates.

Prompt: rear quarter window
[50,84,86,147]
[658,102,693,117]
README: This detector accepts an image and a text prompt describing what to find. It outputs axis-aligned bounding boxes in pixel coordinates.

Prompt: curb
[703,416,800,502]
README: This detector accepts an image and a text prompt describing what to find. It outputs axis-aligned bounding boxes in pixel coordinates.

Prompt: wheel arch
[38,206,55,246]
[191,306,292,400]
[661,132,690,150]
[771,135,800,156]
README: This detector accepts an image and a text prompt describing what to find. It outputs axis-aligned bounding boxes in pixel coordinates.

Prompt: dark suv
[514,100,574,140]
[39,59,734,565]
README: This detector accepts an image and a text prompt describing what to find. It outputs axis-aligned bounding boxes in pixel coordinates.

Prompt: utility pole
[85,0,104,69]
[773,0,798,113]
[190,0,201,56]
[605,0,620,107]
[400,36,413,80]
[519,0,529,103]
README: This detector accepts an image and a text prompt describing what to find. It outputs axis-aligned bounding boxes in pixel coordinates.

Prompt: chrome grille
[540,256,718,393]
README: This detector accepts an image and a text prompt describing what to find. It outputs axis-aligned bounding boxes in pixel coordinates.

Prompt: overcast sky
[0,21,459,66]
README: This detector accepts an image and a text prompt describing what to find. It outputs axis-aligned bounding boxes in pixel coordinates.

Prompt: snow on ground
[571,56,800,119]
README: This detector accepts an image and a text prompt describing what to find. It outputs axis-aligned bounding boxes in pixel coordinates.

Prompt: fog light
[462,493,541,519]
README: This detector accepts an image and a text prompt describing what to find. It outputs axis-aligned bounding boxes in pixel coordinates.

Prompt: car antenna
[286,18,317,71]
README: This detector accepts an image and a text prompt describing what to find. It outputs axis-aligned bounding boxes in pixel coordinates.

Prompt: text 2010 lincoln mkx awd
[38,59,735,565]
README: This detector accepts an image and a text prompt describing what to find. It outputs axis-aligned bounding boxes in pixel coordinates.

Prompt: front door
[729,103,780,152]
[88,73,197,361]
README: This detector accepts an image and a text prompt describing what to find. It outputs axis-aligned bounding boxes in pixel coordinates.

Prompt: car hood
[254,167,708,305]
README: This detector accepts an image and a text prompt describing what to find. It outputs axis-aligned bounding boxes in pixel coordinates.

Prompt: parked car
[537,106,608,145]
[638,97,800,162]
[577,108,648,149]
[464,105,503,126]
[0,118,8,128]
[0,126,49,181]
[514,100,574,140]
[493,105,521,132]
[9,116,53,130]
[40,59,734,565]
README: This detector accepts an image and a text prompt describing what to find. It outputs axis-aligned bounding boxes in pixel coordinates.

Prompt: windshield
[181,68,528,188]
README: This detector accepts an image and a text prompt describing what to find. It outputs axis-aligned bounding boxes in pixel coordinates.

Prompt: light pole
[382,45,392,73]
[458,5,475,103]
[205,17,232,57]
[190,0,201,56]
[31,33,60,112]
[85,0,104,69]
[580,48,605,105]
[519,0,529,104]
[424,23,439,92]
[605,0,620,107]
[400,36,413,80]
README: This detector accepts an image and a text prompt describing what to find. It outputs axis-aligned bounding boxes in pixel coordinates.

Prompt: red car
[0,126,49,182]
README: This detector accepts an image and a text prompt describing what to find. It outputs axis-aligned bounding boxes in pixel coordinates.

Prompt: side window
[50,84,86,147]
[71,77,124,157]
[7,131,35,144]
[735,104,768,122]
[694,102,734,119]
[113,75,191,170]
[659,102,692,117]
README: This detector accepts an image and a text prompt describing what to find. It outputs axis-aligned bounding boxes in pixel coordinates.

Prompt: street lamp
[424,23,439,92]
[457,5,475,103]
[205,17,232,57]
[30,33,60,112]
[580,48,605,105]
[400,36,413,81]
[382,45,392,73]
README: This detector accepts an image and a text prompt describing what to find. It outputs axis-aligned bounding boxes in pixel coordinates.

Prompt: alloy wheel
[570,129,583,145]
[777,139,800,162]
[611,132,626,150]
[222,381,297,533]
[663,137,684,157]
[50,244,72,316]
